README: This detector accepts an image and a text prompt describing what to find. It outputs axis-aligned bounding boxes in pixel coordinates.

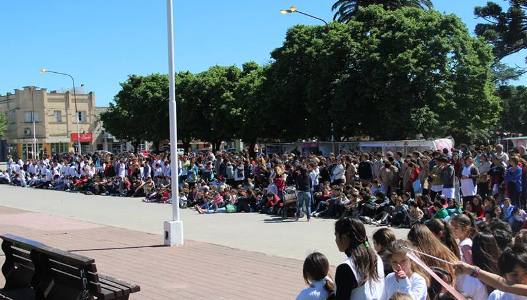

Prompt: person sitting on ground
[501,197,516,224]
[432,200,449,220]
[296,252,335,300]
[314,186,349,219]
[407,201,424,226]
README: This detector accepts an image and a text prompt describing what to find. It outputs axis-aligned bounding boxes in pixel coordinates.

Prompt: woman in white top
[380,240,427,300]
[296,252,334,300]
[334,217,385,300]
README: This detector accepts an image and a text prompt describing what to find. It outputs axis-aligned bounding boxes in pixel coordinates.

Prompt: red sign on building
[71,133,93,143]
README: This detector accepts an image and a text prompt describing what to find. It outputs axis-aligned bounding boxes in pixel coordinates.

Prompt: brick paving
[0,206,310,299]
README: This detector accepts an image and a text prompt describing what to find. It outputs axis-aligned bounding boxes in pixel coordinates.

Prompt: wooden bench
[0,234,140,300]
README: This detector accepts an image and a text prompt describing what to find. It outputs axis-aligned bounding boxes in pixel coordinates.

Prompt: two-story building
[0,86,98,159]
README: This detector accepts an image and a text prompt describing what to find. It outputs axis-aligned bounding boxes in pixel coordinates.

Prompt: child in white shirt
[381,240,427,300]
[296,252,334,300]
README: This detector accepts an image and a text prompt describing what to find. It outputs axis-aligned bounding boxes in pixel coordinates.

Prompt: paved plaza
[0,184,408,299]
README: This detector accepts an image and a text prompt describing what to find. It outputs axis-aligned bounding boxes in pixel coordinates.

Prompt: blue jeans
[297,191,312,219]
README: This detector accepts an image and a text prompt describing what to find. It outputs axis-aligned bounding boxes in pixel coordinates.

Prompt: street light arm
[43,70,75,82]
[42,70,77,112]
[295,10,328,25]
[41,68,81,155]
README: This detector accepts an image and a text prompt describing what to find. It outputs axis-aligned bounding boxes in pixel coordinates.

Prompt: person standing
[439,156,455,201]
[461,156,479,208]
[477,154,492,197]
[505,156,523,208]
[295,166,312,222]
[358,154,373,184]
[331,158,346,186]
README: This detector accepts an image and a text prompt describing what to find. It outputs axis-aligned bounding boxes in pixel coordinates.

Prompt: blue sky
[0,0,524,107]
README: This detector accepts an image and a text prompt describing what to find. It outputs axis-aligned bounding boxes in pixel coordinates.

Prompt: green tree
[499,85,527,133]
[101,73,202,151]
[492,62,525,87]
[269,6,500,143]
[332,0,433,23]
[100,74,170,150]
[0,113,6,138]
[475,1,527,60]
[234,62,268,154]
[190,66,243,150]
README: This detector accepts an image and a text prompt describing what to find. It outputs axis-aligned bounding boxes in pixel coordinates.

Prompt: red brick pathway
[0,206,309,299]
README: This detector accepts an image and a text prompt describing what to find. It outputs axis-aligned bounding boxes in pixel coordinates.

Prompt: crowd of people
[1,144,527,229]
[3,143,527,299]
[296,216,527,300]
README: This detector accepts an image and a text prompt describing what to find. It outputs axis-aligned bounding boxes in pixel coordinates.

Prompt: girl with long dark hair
[426,218,461,259]
[456,232,501,300]
[334,217,384,299]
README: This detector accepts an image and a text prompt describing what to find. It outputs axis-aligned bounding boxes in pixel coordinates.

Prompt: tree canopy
[101,64,267,150]
[332,0,433,23]
[499,85,527,134]
[475,1,527,60]
[267,6,499,142]
[100,74,169,149]
[102,6,502,147]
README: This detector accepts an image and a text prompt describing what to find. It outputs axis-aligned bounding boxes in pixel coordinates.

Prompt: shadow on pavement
[69,244,166,252]
[263,217,301,223]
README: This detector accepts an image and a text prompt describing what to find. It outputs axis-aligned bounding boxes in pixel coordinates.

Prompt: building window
[77,111,87,123]
[51,143,69,154]
[54,110,62,123]
[24,111,40,123]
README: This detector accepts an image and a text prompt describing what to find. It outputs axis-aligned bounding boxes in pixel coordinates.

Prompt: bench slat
[1,234,140,299]
[99,275,140,293]
[100,278,130,295]
[1,234,94,266]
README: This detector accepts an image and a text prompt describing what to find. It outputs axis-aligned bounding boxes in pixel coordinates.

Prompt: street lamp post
[280,5,328,25]
[40,69,81,156]
[281,6,332,152]
[164,0,184,246]
[31,87,37,159]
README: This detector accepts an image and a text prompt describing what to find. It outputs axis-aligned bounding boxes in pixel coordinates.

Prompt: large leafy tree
[332,0,433,23]
[101,72,202,151]
[101,74,171,150]
[499,85,527,133]
[269,6,500,143]
[234,62,269,151]
[189,65,243,150]
[475,1,527,60]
